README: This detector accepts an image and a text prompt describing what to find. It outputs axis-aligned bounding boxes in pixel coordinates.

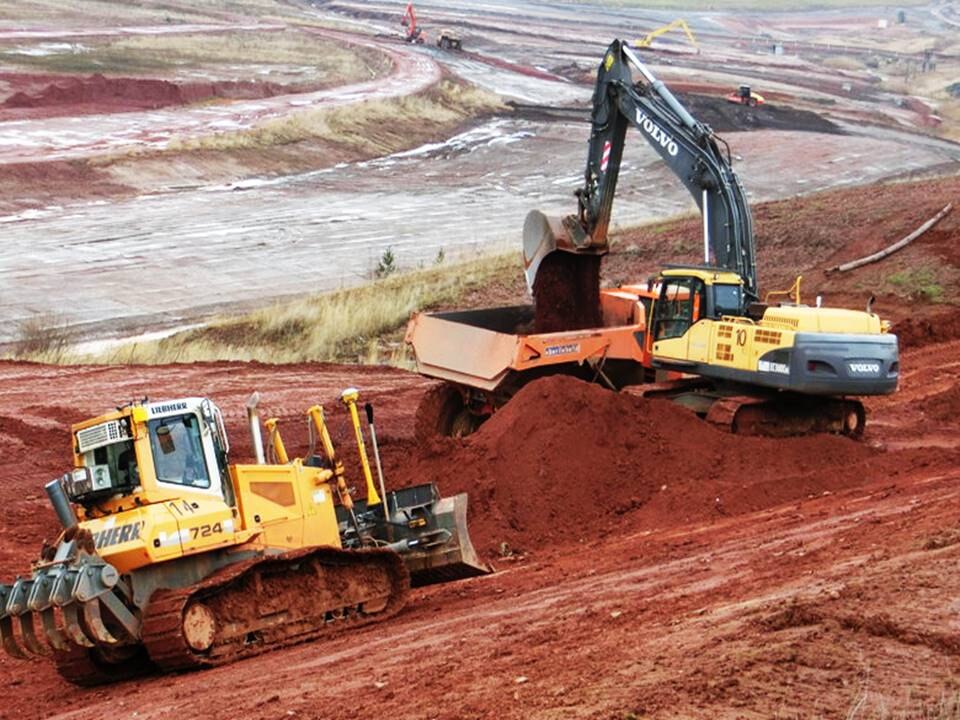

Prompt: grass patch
[162,79,504,155]
[9,314,74,363]
[83,251,522,366]
[886,267,945,303]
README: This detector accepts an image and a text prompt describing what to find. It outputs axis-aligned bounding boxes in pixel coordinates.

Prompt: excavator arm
[523,39,758,303]
[636,19,699,50]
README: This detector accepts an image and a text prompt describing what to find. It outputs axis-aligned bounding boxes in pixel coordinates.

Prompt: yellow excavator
[0,390,487,684]
[635,19,699,52]
[406,40,898,439]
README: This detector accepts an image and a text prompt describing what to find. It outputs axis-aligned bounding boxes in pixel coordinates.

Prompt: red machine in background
[401,2,425,44]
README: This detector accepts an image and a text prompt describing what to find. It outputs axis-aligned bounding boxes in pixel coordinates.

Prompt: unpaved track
[0,27,440,164]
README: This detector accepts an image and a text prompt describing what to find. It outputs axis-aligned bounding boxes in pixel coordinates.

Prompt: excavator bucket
[338,483,490,587]
[523,210,584,290]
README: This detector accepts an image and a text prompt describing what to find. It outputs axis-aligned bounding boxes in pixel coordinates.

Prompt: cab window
[655,277,706,340]
[713,284,744,318]
[148,414,210,489]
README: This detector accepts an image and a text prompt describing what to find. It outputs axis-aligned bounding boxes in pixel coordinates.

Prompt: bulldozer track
[53,644,152,687]
[141,546,409,672]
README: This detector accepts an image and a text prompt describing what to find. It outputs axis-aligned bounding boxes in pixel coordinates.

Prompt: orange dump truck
[405,284,669,436]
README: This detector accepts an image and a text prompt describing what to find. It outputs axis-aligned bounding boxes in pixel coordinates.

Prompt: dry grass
[80,251,521,366]
[7,314,75,363]
[164,79,504,155]
[822,56,864,71]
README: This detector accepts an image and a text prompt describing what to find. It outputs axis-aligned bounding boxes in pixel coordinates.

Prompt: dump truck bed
[405,288,652,392]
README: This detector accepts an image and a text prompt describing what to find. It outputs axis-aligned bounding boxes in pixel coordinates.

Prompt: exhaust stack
[246,392,266,465]
[44,478,78,531]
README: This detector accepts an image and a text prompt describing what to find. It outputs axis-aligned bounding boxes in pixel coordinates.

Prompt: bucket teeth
[81,600,118,645]
[40,608,68,651]
[2,552,130,658]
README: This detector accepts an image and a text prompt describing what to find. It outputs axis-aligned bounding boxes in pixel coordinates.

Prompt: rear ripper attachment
[1,389,489,684]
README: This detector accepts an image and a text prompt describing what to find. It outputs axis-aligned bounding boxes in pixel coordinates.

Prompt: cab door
[652,276,706,361]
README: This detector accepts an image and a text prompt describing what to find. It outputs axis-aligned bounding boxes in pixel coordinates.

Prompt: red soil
[396,375,881,557]
[0,72,287,121]
[532,252,602,332]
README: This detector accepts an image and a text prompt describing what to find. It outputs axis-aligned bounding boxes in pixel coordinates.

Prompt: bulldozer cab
[67,399,232,510]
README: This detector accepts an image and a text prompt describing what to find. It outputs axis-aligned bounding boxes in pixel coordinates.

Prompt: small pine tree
[375,247,397,279]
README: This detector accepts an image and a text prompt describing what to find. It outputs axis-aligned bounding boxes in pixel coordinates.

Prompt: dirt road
[0,27,440,164]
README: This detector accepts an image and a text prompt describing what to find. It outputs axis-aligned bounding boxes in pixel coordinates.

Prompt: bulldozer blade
[81,600,118,645]
[18,612,49,655]
[1,615,28,659]
[39,608,68,651]
[405,492,490,587]
[62,603,95,648]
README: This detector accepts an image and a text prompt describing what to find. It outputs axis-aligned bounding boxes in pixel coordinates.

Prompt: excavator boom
[523,39,756,303]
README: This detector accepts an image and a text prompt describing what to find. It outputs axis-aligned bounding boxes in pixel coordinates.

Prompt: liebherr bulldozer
[0,391,487,684]
[407,39,898,437]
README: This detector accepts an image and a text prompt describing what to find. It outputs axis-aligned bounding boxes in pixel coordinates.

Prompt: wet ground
[1,1,958,346]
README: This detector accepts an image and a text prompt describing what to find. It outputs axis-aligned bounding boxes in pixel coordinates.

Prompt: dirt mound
[1,73,284,118]
[399,375,873,557]
[924,386,960,422]
[533,252,602,332]
[892,311,960,349]
[678,92,843,135]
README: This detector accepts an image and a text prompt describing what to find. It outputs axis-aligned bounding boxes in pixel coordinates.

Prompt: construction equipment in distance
[407,39,898,438]
[0,391,487,684]
[727,84,765,106]
[401,2,425,44]
[437,28,463,50]
[635,19,699,52]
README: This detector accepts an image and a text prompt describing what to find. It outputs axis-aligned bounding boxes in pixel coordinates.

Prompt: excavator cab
[652,268,746,341]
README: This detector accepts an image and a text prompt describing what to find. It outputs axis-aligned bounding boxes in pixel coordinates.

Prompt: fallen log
[826,202,953,274]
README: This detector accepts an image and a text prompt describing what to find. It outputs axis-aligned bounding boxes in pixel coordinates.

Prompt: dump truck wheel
[415,384,464,439]
[449,409,481,438]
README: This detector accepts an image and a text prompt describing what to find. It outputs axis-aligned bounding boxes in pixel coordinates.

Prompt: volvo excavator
[407,40,898,437]
[0,391,487,684]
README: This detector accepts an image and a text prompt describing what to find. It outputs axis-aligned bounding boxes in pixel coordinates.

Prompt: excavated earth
[1,4,960,718]
[1,277,959,719]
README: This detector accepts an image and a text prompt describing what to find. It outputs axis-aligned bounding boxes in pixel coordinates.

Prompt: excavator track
[142,546,408,672]
[705,395,866,438]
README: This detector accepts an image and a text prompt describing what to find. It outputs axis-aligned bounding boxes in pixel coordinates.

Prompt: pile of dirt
[923,386,960,422]
[677,92,844,135]
[399,375,874,557]
[533,252,602,332]
[892,311,960,349]
[1,74,284,117]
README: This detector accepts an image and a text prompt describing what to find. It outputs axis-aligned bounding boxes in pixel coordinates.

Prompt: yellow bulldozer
[0,390,487,684]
